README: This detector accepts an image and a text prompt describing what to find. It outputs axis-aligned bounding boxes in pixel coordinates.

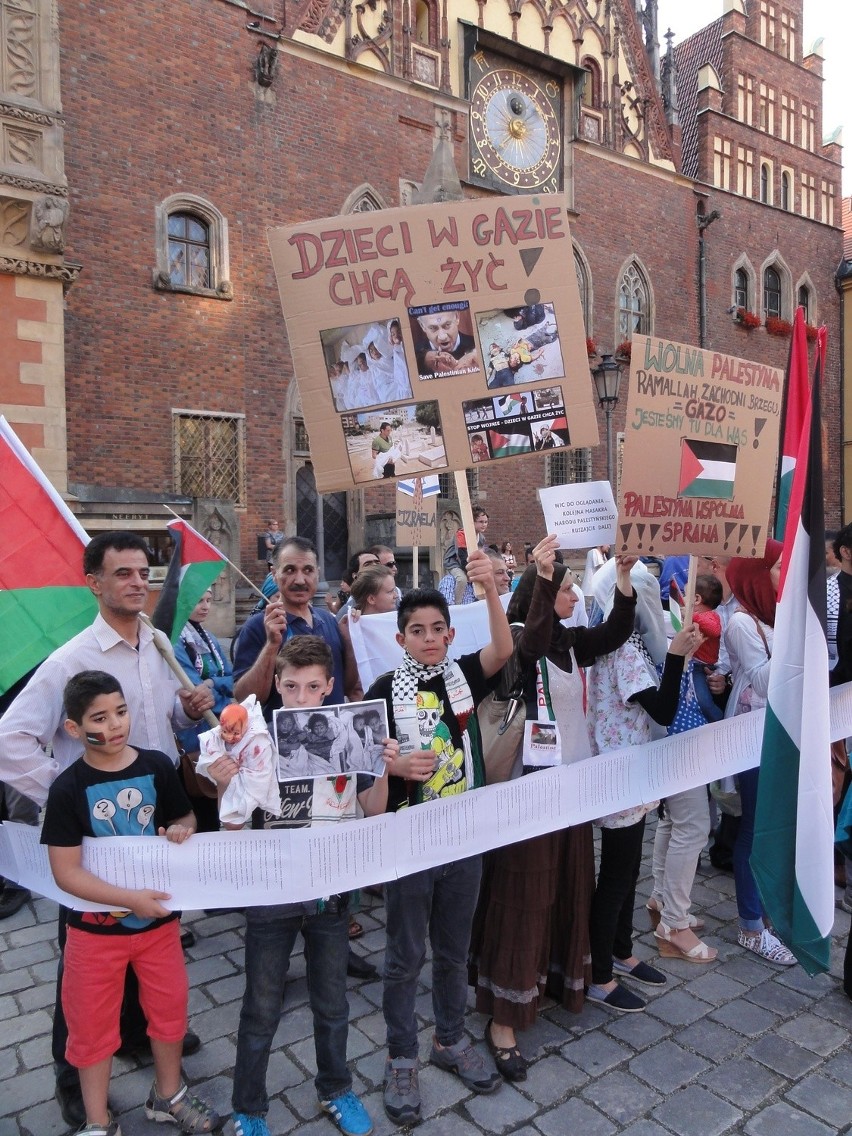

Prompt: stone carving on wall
[0,195,28,246]
[0,252,82,287]
[30,193,67,251]
[346,0,392,72]
[5,124,41,166]
[3,0,40,100]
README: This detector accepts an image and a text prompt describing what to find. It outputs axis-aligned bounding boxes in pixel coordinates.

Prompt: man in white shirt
[0,530,214,1127]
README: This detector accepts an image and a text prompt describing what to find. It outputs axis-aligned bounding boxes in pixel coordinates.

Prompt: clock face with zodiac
[468,50,563,194]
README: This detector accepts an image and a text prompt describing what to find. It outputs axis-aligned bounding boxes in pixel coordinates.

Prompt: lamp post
[591,353,624,487]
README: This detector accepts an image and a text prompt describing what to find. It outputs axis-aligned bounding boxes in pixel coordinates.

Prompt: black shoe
[180,928,196,949]
[346,950,378,980]
[116,1029,201,1058]
[0,887,30,920]
[55,1079,85,1128]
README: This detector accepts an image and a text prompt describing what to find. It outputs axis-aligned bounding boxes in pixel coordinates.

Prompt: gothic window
[734,268,749,310]
[414,0,437,47]
[781,171,791,210]
[546,448,591,487]
[618,262,650,340]
[438,469,478,497]
[172,411,246,505]
[155,194,231,298]
[574,245,591,333]
[763,266,782,319]
[760,163,770,204]
[797,285,810,323]
[581,58,602,109]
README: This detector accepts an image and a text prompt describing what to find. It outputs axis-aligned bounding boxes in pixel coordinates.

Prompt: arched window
[574,246,591,333]
[618,262,650,340]
[734,267,749,310]
[154,194,231,298]
[797,284,810,323]
[414,0,434,45]
[763,266,782,318]
[581,58,602,109]
[781,171,791,210]
[759,163,770,204]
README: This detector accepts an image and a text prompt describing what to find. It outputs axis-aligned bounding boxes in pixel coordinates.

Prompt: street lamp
[591,353,624,486]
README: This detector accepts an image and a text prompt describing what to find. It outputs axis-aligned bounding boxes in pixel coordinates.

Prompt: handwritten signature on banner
[3,684,850,911]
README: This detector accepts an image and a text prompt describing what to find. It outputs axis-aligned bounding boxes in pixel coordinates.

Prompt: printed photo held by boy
[364,550,513,1126]
[207,636,400,1136]
[40,671,219,1136]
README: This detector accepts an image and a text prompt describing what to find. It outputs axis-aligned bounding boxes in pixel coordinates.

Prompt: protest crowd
[0,513,851,1136]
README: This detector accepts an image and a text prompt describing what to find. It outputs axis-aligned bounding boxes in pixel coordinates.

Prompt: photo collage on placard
[272,700,389,783]
[319,299,567,482]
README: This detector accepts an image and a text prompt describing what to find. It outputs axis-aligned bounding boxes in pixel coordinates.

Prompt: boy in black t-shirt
[41,671,219,1136]
[364,551,513,1126]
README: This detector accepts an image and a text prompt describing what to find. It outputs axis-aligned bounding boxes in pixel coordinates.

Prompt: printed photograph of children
[478,301,563,389]
[272,702,389,781]
[463,388,569,464]
[408,302,481,380]
[342,402,446,485]
[321,317,413,412]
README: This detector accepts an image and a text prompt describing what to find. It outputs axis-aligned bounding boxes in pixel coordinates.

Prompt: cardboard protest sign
[268,195,597,493]
[396,476,439,548]
[538,480,617,548]
[618,335,783,558]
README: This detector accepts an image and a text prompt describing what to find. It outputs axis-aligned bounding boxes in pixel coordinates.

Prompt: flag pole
[162,506,268,602]
[139,613,219,729]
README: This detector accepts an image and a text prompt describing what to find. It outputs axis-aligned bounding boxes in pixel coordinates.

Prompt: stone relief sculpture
[31,194,68,251]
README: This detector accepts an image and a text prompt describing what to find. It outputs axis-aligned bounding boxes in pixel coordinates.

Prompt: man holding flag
[0,529,214,1127]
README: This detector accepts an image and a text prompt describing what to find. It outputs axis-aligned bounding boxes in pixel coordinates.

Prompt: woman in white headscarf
[387,319,413,402]
[363,325,395,402]
[584,560,698,1013]
[342,344,378,409]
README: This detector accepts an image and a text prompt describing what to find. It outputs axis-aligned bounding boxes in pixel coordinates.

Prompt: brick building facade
[0,0,843,603]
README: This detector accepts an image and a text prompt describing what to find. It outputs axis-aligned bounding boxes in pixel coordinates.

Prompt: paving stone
[17,1033,52,1072]
[785,1072,852,1128]
[518,1054,588,1105]
[673,1018,743,1061]
[0,1009,52,1047]
[747,1034,822,1079]
[651,1084,742,1136]
[743,1100,834,1136]
[618,1122,672,1136]
[548,1000,611,1035]
[776,1011,848,1056]
[205,973,246,1004]
[708,999,779,1036]
[0,942,54,970]
[580,1069,662,1124]
[645,988,709,1026]
[772,966,834,995]
[819,1046,852,1083]
[561,1031,633,1076]
[713,953,776,986]
[534,1095,616,1136]
[523,1013,574,1056]
[0,1066,56,1116]
[744,979,811,1016]
[464,1081,537,1131]
[604,1012,671,1051]
[682,971,748,1005]
[809,988,852,1026]
[699,1057,783,1108]
[183,954,239,984]
[629,1039,709,1094]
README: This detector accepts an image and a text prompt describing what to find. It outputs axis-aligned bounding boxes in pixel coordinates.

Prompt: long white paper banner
[3,683,850,912]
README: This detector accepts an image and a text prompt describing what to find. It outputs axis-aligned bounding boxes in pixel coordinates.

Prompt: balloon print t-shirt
[41,748,192,934]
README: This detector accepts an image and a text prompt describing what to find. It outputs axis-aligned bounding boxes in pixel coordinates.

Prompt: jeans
[734,765,764,928]
[233,901,351,1113]
[650,786,711,928]
[589,818,646,984]
[383,856,482,1059]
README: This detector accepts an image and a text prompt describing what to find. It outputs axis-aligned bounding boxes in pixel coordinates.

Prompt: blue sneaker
[320,1090,374,1136]
[222,1114,271,1136]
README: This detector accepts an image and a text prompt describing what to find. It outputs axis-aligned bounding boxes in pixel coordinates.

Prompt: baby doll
[196,696,281,825]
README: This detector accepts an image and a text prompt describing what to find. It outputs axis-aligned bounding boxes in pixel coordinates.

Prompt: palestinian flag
[0,417,97,694]
[487,428,532,459]
[152,519,226,642]
[751,326,833,976]
[677,439,737,499]
[773,307,810,539]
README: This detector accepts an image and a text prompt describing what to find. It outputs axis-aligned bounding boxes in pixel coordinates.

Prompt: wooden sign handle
[682,554,698,628]
[454,470,486,599]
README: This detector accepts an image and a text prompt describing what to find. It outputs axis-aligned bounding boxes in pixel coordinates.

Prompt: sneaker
[737,927,797,966]
[585,982,646,1012]
[144,1080,221,1132]
[222,1115,269,1136]
[429,1037,501,1094]
[383,1057,420,1126]
[75,1117,121,1136]
[320,1090,373,1136]
[612,958,667,986]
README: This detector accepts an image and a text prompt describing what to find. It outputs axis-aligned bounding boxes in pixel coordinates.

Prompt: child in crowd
[40,671,219,1136]
[209,636,399,1136]
[690,573,723,666]
[364,549,513,1126]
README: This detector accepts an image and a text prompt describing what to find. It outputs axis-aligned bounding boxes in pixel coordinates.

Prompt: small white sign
[538,480,618,548]
[523,720,562,768]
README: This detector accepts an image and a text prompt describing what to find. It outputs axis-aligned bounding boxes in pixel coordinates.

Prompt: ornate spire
[661,27,679,125]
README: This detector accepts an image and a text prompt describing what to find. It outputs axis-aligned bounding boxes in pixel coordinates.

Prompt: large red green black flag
[151,519,226,642]
[751,327,833,975]
[773,307,810,539]
[0,417,97,694]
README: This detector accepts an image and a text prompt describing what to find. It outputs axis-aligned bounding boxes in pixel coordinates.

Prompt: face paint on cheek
[85,732,108,746]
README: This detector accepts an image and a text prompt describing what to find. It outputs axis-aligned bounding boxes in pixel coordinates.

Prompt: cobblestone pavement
[1,820,851,1136]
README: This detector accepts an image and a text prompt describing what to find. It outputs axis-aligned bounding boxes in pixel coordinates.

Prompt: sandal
[645,899,704,932]
[654,921,717,963]
[485,1019,528,1082]
[145,1080,221,1133]
[348,917,364,940]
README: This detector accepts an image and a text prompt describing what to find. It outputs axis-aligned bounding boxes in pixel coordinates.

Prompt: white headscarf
[592,558,668,666]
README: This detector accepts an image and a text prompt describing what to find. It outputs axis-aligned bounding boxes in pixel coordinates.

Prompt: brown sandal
[348,917,364,940]
[485,1019,528,1082]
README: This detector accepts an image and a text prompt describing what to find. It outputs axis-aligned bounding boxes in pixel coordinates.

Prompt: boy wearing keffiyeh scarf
[365,550,513,1125]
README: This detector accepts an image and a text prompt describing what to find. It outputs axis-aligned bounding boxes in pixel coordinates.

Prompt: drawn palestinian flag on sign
[677,439,737,500]
[487,428,532,459]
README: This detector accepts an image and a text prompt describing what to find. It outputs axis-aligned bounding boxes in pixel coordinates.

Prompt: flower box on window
[615,340,632,362]
[734,308,761,329]
[765,316,793,337]
[586,337,597,357]
[805,324,819,342]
